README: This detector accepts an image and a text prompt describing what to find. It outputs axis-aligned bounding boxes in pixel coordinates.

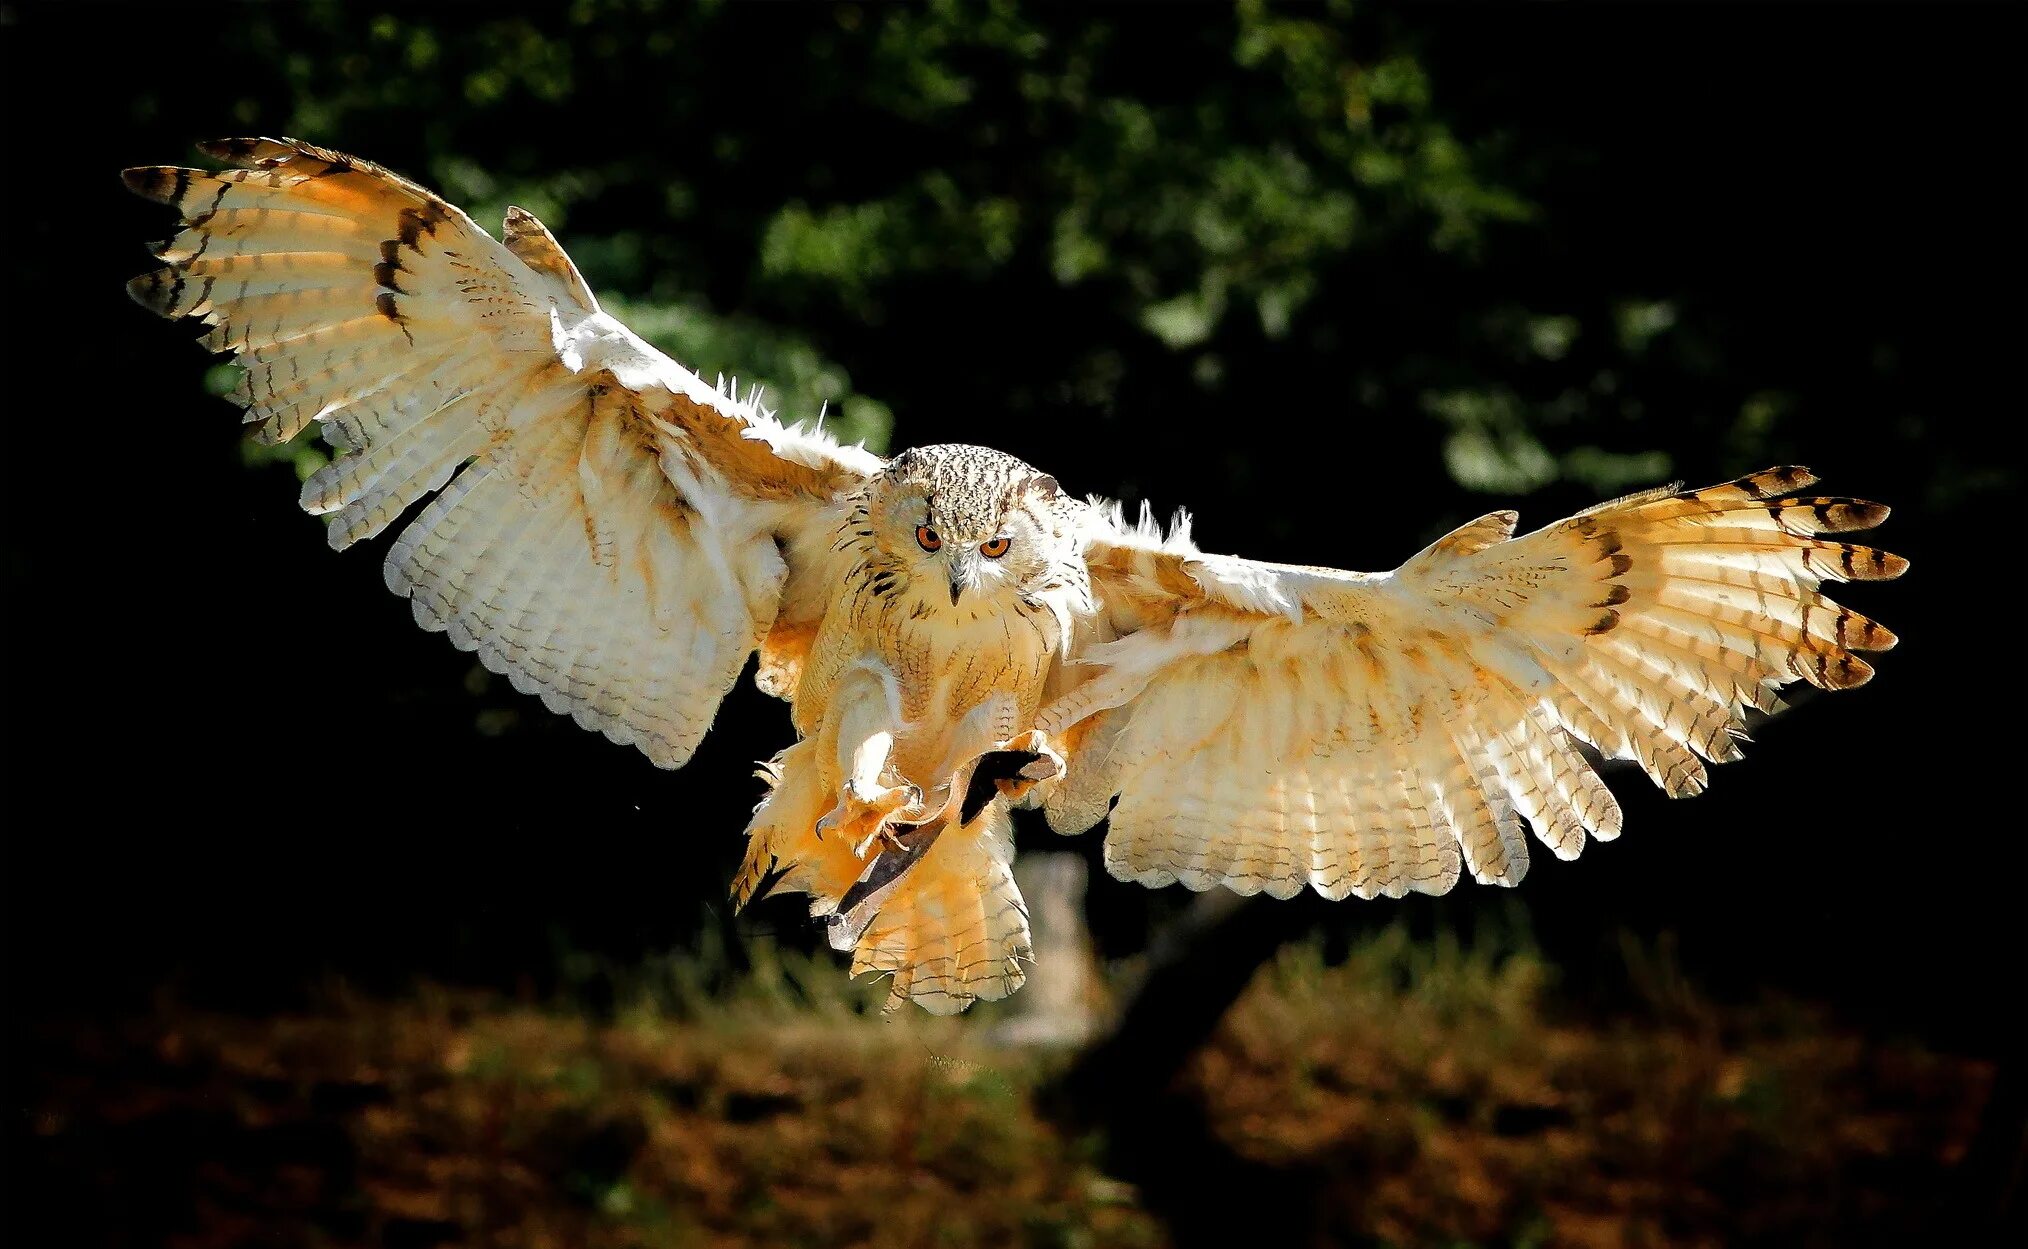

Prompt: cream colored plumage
[127,139,1907,1013]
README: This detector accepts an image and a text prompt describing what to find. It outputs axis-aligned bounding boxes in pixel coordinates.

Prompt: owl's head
[867,443,1073,608]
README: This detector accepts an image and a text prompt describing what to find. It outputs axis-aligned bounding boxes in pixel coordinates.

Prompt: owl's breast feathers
[824,527,1076,782]
[734,523,1085,1013]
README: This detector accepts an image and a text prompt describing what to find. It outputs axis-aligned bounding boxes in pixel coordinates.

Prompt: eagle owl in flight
[125,140,1906,1013]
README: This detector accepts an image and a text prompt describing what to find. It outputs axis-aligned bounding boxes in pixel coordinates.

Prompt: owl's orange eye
[915,525,942,552]
[979,537,1011,559]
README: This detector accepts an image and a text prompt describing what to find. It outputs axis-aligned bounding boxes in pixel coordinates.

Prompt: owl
[125,140,1906,1013]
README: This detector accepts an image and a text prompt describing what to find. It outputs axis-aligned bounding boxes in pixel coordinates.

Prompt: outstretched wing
[1045,468,1905,900]
[126,138,880,767]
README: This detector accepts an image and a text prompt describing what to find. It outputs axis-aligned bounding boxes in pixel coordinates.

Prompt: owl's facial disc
[870,489,1022,605]
[868,447,1064,610]
[927,510,1016,606]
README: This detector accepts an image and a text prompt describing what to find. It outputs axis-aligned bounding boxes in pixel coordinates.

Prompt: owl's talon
[818,778,926,850]
[852,824,912,859]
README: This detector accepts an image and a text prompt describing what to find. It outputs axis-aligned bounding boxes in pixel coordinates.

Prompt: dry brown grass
[23,927,1993,1248]
[1193,928,1994,1248]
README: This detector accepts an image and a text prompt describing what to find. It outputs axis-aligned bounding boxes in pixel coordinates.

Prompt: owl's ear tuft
[1030,474,1060,500]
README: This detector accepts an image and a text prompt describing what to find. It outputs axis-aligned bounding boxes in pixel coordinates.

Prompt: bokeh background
[5,2,2022,1246]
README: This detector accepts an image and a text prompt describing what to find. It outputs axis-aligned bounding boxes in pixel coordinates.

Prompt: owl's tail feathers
[841,805,1031,1015]
[735,747,1032,1015]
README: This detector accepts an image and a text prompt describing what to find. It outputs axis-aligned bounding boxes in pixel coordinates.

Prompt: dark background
[5,1,2022,1240]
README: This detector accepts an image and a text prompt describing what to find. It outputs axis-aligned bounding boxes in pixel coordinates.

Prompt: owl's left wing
[125,138,880,768]
[1043,469,1905,900]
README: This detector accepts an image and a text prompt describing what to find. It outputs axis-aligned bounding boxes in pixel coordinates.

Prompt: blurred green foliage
[154,0,1812,499]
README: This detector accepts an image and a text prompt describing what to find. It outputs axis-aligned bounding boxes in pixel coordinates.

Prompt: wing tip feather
[1810,651,1877,690]
[1734,465,1818,497]
[1822,499,1891,532]
[124,269,172,314]
[122,165,184,204]
[196,136,294,167]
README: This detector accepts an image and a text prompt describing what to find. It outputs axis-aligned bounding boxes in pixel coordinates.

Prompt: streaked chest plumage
[842,557,1069,778]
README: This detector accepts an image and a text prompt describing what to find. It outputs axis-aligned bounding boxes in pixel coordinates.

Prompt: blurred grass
[27,921,1990,1249]
[1195,923,1992,1247]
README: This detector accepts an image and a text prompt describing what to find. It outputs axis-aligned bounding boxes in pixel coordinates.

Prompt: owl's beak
[948,555,976,606]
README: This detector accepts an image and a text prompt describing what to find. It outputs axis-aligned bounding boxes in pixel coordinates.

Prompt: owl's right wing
[126,138,881,767]
[1044,469,1905,900]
